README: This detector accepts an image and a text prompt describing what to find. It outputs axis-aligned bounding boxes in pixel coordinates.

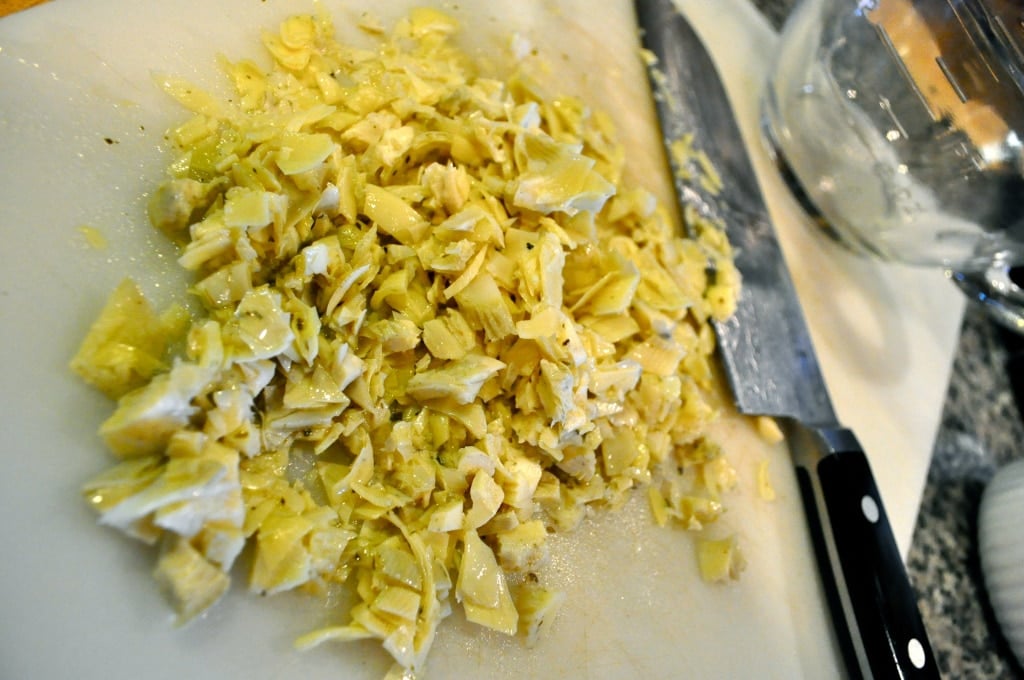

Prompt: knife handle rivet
[860,494,880,524]
[907,637,927,669]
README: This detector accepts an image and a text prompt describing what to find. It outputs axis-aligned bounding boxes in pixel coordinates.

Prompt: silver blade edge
[635,0,838,427]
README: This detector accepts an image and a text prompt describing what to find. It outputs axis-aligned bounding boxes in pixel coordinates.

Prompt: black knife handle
[790,424,940,680]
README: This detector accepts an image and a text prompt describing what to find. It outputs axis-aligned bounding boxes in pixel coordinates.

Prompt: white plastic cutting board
[0,1,963,678]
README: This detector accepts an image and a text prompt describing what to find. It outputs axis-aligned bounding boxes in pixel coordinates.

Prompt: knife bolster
[781,419,860,469]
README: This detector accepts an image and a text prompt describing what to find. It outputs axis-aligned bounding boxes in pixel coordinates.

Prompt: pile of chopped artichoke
[72,7,741,676]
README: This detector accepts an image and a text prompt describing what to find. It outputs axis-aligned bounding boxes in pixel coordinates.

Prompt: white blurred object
[979,458,1024,668]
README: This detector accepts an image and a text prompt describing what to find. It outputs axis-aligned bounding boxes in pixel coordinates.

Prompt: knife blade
[634,1,940,678]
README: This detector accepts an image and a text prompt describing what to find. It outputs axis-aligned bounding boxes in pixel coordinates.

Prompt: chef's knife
[634,1,940,678]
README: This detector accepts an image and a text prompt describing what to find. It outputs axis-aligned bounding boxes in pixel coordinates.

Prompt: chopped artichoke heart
[452,272,516,341]
[373,585,422,622]
[511,582,566,648]
[70,278,180,399]
[275,132,336,176]
[696,535,746,583]
[229,287,294,361]
[463,472,505,530]
[495,520,549,573]
[72,7,744,675]
[499,454,543,509]
[82,456,164,514]
[363,184,428,245]
[99,362,215,458]
[223,187,283,229]
[513,154,614,217]
[406,354,505,405]
[428,499,465,533]
[755,415,785,444]
[154,536,231,626]
[422,311,477,360]
[458,529,518,635]
[98,455,232,535]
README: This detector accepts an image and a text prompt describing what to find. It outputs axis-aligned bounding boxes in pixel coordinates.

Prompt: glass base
[949,266,1024,333]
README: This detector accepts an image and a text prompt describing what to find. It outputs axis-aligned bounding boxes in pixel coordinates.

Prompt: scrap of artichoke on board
[70,5,747,676]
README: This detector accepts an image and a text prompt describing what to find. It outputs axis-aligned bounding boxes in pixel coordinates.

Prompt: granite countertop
[750,1,1024,678]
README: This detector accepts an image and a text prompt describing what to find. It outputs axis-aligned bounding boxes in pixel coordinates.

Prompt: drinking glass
[761,0,1024,329]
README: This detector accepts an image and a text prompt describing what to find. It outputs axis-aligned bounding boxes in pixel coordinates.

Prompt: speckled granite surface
[747,1,1024,678]
[911,309,1024,679]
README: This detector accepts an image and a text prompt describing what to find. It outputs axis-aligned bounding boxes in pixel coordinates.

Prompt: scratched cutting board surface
[0,0,963,678]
